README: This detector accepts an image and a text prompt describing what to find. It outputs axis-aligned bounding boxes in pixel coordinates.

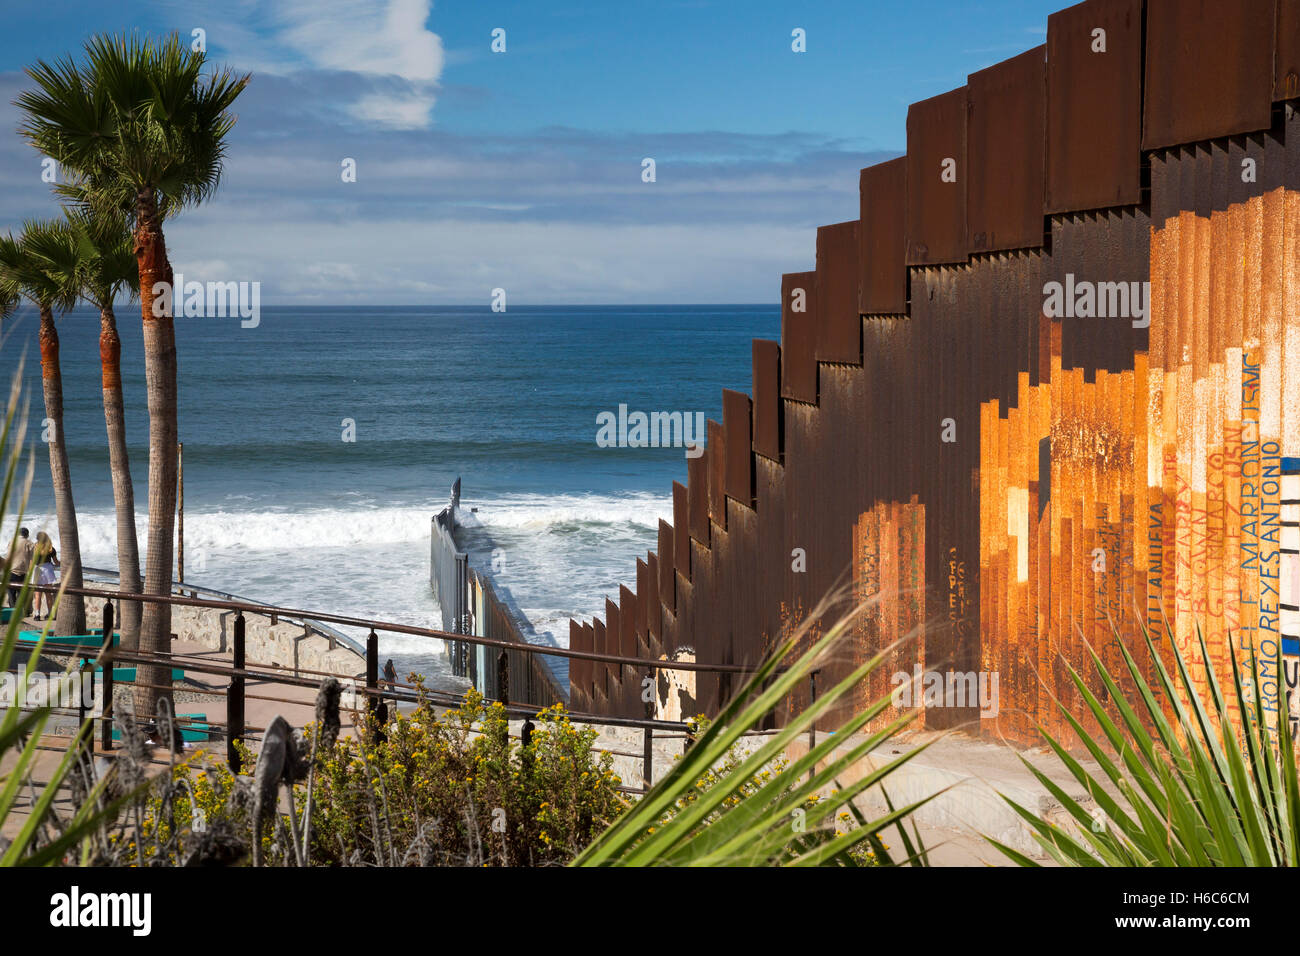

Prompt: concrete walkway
[6,611,1106,864]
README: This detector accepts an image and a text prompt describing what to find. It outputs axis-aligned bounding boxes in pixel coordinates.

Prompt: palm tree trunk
[38,304,85,637]
[133,188,177,723]
[99,304,142,651]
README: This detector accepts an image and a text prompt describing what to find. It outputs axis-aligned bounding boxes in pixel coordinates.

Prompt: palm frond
[15,32,249,222]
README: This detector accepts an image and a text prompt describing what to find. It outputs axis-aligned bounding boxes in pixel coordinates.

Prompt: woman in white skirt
[33,531,59,621]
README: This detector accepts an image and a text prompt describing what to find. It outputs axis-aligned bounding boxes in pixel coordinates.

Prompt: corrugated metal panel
[859,157,908,314]
[573,1,1298,749]
[1143,0,1277,149]
[1046,0,1143,213]
[569,618,584,700]
[657,519,675,614]
[619,586,636,654]
[752,339,782,461]
[781,271,818,402]
[816,220,863,362]
[603,597,620,702]
[620,584,639,717]
[722,388,754,506]
[635,558,650,645]
[687,451,711,547]
[1279,0,1300,101]
[581,621,594,700]
[672,480,691,580]
[907,87,968,265]
[968,46,1047,251]
[707,419,727,529]
[595,613,608,702]
[646,551,662,652]
[688,515,719,714]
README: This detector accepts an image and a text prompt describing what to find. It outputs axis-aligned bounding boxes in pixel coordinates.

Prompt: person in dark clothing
[6,527,34,608]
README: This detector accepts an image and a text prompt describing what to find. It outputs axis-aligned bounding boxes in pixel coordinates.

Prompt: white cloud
[201,0,444,129]
[163,214,809,305]
[275,0,443,83]
[349,91,438,130]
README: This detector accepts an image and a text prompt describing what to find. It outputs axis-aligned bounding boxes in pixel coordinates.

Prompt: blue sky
[0,0,1063,304]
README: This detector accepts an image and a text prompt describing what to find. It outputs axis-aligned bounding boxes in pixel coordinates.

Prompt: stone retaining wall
[170,605,364,678]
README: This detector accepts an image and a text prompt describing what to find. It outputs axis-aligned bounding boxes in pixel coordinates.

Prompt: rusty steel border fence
[8,581,776,795]
[429,478,568,707]
[566,0,1300,746]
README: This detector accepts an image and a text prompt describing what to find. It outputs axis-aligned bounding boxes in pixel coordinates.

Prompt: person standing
[32,531,59,621]
[7,527,35,608]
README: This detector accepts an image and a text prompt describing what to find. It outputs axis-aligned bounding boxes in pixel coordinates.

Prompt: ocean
[0,304,779,688]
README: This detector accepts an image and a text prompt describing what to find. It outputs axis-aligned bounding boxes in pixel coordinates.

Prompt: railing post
[807,670,819,782]
[100,601,114,752]
[642,726,653,792]
[808,670,818,748]
[228,612,245,773]
[366,630,379,719]
[497,650,509,707]
[77,659,87,738]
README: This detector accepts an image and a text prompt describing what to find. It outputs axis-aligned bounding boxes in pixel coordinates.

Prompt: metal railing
[11,582,777,794]
[80,565,366,658]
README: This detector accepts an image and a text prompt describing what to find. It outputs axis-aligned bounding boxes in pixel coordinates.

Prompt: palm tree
[16,35,248,718]
[0,222,86,636]
[68,209,142,651]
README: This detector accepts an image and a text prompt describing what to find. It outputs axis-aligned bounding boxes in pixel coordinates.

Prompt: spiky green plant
[992,621,1300,867]
[0,362,122,865]
[574,598,940,866]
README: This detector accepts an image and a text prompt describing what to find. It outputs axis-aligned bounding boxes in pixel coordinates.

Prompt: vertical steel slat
[968,46,1048,252]
[816,220,864,363]
[707,419,728,530]
[658,518,676,613]
[722,388,755,507]
[672,481,691,580]
[859,157,909,315]
[781,272,819,403]
[906,87,969,265]
[1045,0,1143,213]
[751,339,783,461]
[1143,0,1277,149]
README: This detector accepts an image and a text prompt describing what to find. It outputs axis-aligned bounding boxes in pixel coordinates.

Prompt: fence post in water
[497,650,509,707]
[643,726,653,792]
[366,630,379,719]
[100,600,114,752]
[228,612,246,772]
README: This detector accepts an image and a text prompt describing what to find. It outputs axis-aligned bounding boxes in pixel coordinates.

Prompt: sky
[0,0,1065,305]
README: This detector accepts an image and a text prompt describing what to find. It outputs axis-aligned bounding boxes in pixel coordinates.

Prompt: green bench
[16,629,120,648]
[100,666,186,682]
[110,713,212,743]
[16,632,184,682]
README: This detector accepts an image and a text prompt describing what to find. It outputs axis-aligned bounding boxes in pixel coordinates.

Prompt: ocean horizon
[0,303,780,688]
